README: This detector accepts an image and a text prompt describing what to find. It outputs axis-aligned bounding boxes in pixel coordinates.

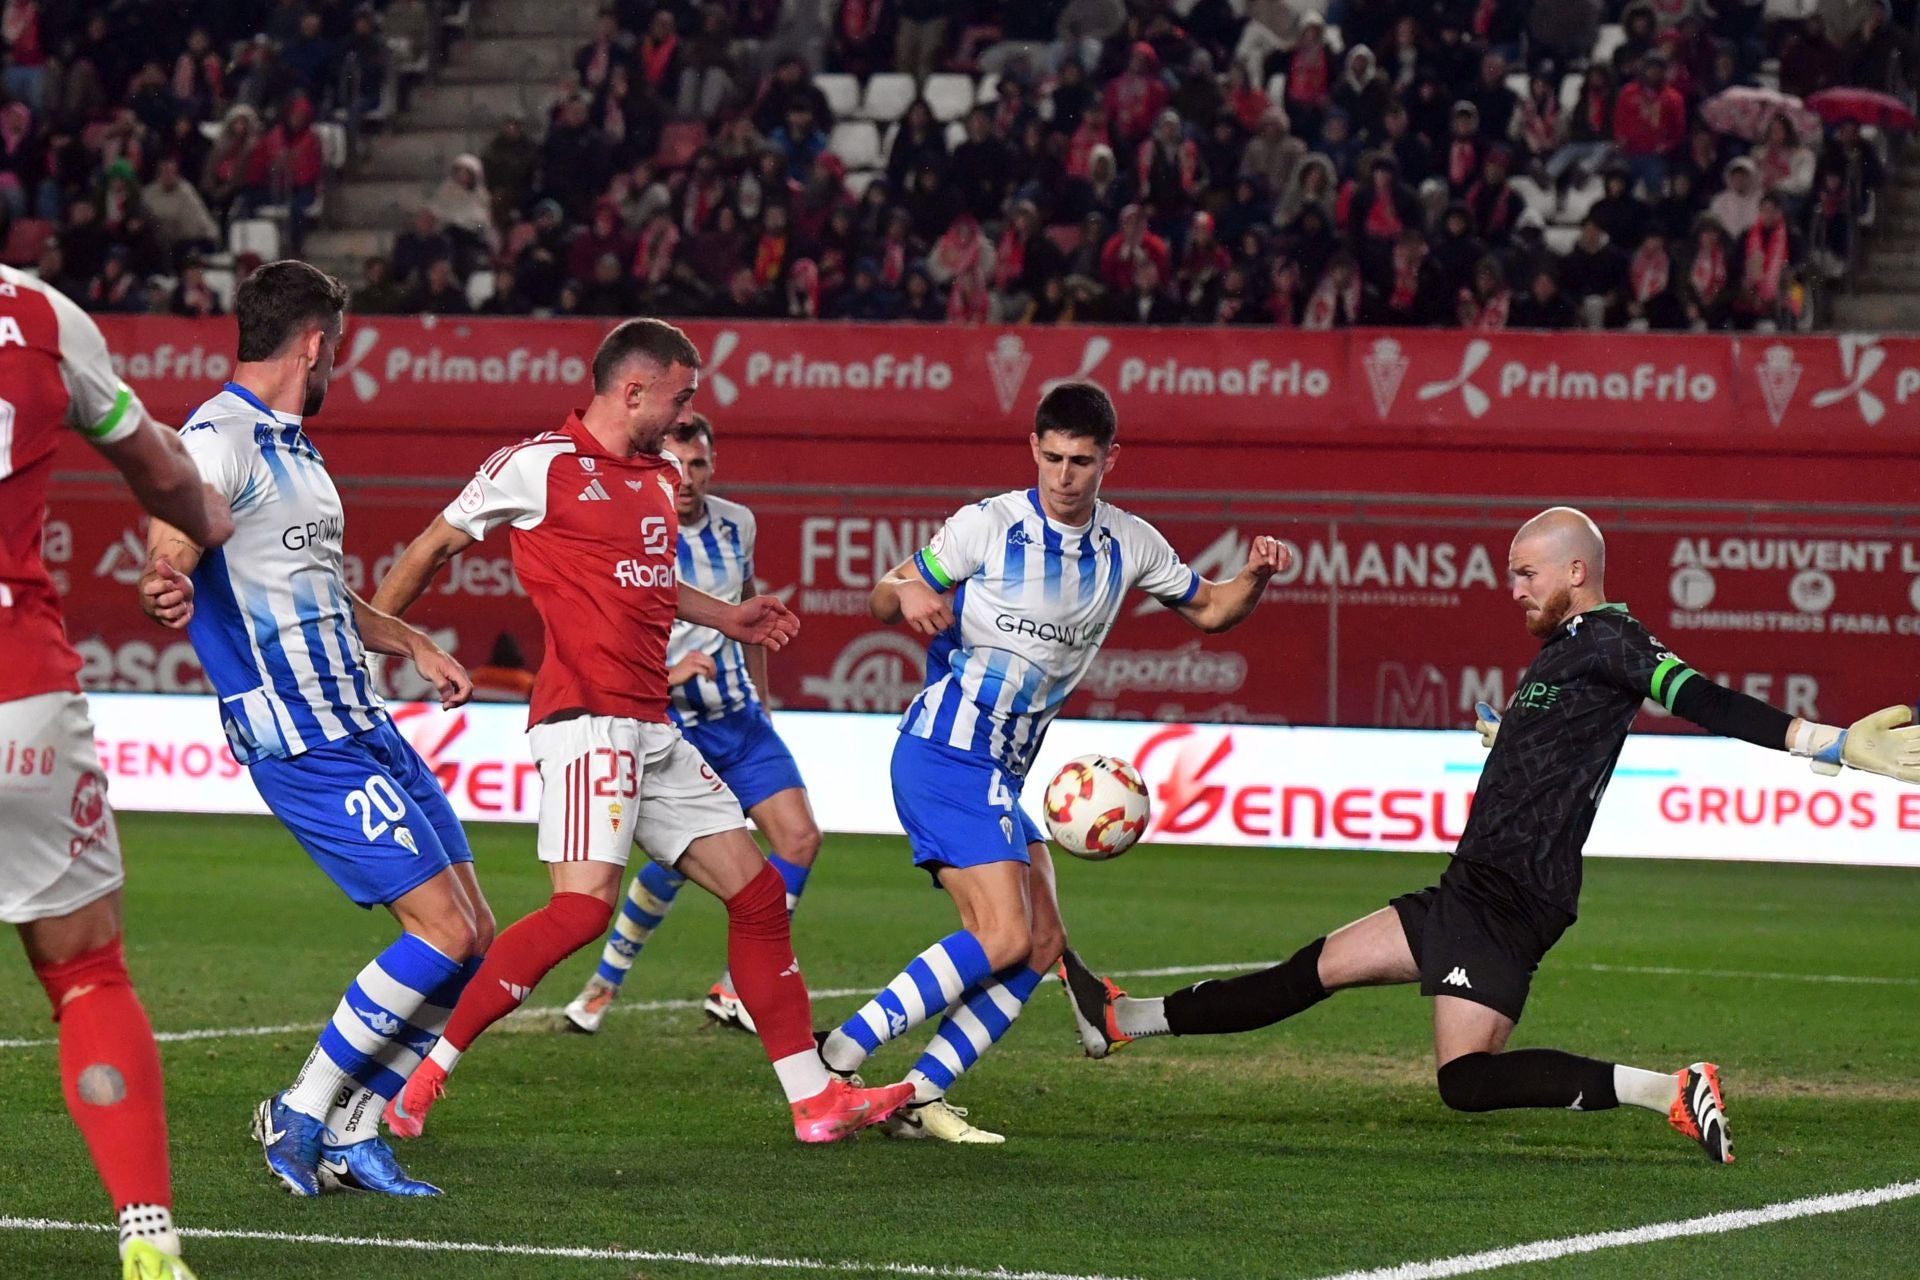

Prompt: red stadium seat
[1,219,53,267]
[1044,224,1082,258]
[655,121,710,171]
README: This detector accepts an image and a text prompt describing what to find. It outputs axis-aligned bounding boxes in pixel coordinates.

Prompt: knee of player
[781,821,823,867]
[470,903,498,955]
[416,916,479,963]
[1026,920,1066,975]
[1436,1052,1497,1112]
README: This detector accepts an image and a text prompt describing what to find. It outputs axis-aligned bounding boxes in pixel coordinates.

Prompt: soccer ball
[1043,755,1150,861]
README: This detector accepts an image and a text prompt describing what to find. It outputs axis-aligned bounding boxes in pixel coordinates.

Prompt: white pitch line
[0,963,1268,1051]
[0,1216,1147,1280]
[3,959,1912,1051]
[1307,1179,1920,1280]
[1580,962,1918,987]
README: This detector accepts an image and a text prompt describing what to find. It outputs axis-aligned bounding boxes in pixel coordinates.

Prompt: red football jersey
[444,414,683,727]
[0,266,148,704]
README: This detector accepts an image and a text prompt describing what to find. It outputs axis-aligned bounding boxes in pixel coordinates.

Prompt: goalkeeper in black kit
[1060,507,1920,1164]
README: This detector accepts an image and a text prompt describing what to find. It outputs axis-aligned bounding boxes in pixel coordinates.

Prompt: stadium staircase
[1832,144,1920,330]
[304,0,597,282]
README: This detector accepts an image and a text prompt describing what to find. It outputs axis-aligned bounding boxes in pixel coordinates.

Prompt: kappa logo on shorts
[1443,967,1472,988]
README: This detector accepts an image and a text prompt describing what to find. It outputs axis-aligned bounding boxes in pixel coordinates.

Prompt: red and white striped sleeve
[443,435,566,540]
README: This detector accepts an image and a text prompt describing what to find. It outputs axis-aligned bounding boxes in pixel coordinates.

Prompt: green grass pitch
[2,812,1916,1279]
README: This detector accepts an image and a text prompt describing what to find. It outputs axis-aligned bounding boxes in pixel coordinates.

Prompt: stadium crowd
[2,0,1913,330]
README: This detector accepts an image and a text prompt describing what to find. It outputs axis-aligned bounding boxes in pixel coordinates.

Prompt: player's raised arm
[872,501,993,634]
[1174,534,1290,634]
[1594,620,1920,783]
[871,557,954,634]
[370,513,478,618]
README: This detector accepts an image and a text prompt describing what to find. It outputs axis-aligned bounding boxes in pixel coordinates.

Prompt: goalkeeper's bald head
[1509,507,1607,637]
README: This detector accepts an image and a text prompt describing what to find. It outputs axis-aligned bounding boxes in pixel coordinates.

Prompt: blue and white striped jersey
[179,383,383,764]
[902,488,1199,778]
[667,494,760,727]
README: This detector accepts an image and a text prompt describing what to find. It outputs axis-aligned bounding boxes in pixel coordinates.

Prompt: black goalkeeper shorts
[1390,858,1575,1023]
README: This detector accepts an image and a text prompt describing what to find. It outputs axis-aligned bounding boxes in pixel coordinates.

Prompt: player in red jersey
[369,319,914,1145]
[0,266,232,1279]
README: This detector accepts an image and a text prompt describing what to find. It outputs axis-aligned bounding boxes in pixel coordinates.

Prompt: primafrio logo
[1040,335,1113,398]
[331,326,382,402]
[705,329,743,405]
[1808,333,1887,425]
[1752,344,1803,426]
[1416,339,1493,418]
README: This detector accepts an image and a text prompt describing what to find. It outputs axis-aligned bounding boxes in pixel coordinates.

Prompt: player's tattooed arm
[871,557,954,635]
[679,583,800,651]
[137,517,210,629]
[371,514,478,618]
[1174,535,1289,634]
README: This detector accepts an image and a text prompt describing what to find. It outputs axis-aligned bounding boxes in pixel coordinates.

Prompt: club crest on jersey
[580,457,596,472]
[608,801,623,833]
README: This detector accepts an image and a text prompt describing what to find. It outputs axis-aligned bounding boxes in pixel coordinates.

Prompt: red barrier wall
[49,319,1919,730]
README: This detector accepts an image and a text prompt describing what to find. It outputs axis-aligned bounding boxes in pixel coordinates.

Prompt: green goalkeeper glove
[1791,705,1920,783]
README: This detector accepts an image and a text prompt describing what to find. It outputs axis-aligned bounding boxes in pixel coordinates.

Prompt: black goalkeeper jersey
[1455,604,1696,917]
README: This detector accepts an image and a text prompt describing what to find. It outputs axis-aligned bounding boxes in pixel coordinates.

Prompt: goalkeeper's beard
[1524,586,1574,637]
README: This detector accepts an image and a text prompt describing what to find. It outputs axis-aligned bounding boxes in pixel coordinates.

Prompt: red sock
[441,892,612,1052]
[726,864,815,1062]
[34,939,171,1211]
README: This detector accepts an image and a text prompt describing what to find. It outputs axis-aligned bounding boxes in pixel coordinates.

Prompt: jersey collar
[1025,487,1096,534]
[223,380,302,427]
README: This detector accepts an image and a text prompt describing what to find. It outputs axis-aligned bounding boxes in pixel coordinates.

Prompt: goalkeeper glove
[1473,700,1501,750]
[1789,705,1920,783]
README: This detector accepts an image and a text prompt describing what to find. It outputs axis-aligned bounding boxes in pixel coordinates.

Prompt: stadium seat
[978,72,1000,103]
[1324,24,1344,54]
[203,267,236,311]
[229,218,281,261]
[923,73,975,123]
[1560,72,1583,113]
[466,269,495,309]
[1592,24,1625,66]
[1044,224,1082,257]
[1543,225,1580,256]
[0,218,53,266]
[198,120,223,142]
[843,168,884,201]
[814,72,861,120]
[828,121,882,170]
[858,73,916,122]
[945,120,967,149]
[1504,72,1529,101]
[315,121,348,170]
[1265,72,1287,104]
[655,120,709,170]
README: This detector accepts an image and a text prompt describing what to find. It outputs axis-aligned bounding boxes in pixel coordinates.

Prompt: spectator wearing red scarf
[1370,229,1448,326]
[570,199,636,284]
[1464,147,1525,248]
[831,0,895,77]
[1102,43,1169,151]
[1681,215,1737,329]
[1347,154,1422,284]
[637,9,683,99]
[1135,109,1205,227]
[1175,210,1230,310]
[1738,194,1796,326]
[1286,16,1332,141]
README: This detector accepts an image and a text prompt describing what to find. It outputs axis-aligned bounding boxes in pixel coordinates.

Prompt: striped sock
[715,853,811,993]
[594,862,687,989]
[905,965,1046,1100]
[325,956,483,1146]
[283,934,461,1123]
[821,931,992,1074]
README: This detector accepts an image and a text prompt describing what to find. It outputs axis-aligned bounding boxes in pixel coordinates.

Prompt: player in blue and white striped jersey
[563,415,822,1036]
[135,263,495,1198]
[817,381,1289,1142]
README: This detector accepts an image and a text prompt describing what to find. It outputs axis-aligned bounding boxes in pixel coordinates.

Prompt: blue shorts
[249,716,473,908]
[679,707,805,813]
[891,733,1043,881]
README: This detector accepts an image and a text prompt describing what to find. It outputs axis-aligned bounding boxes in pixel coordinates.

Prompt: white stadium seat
[828,121,882,170]
[1266,72,1287,104]
[858,73,916,122]
[977,72,1001,103]
[1560,71,1583,113]
[922,72,975,122]
[843,169,884,201]
[228,218,280,261]
[945,119,967,149]
[1592,23,1626,66]
[814,72,860,120]
[466,269,496,309]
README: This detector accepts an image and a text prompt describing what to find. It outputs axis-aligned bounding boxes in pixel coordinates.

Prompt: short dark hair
[1034,381,1117,448]
[234,259,346,362]
[671,413,714,449]
[591,317,700,392]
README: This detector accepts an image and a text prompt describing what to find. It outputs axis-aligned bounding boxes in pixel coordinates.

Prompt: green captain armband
[913,547,954,592]
[80,385,133,440]
[1650,655,1698,711]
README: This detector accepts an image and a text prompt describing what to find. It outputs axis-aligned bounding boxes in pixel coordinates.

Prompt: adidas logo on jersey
[579,479,611,502]
[1442,967,1472,989]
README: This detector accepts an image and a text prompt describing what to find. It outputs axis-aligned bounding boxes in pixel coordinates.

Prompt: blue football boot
[319,1135,444,1196]
[250,1093,325,1196]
